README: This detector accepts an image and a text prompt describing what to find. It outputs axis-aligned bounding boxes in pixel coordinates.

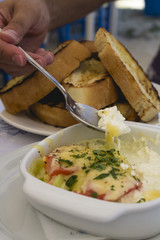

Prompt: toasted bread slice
[0,40,91,114]
[30,57,119,127]
[30,87,78,127]
[95,28,160,122]
[30,41,119,127]
[114,102,139,122]
[30,102,78,127]
[62,58,119,109]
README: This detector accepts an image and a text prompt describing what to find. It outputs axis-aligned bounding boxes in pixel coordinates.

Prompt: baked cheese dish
[30,139,141,202]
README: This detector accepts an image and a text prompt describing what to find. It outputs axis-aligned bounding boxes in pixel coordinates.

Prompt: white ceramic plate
[0,100,62,136]
[0,83,160,136]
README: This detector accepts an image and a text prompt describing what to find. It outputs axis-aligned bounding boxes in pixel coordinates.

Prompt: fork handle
[19,47,68,100]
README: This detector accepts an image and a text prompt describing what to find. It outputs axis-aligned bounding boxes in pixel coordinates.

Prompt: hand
[0,0,54,76]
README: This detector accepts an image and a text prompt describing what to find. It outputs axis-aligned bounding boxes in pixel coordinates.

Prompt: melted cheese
[98,106,130,148]
[39,143,141,202]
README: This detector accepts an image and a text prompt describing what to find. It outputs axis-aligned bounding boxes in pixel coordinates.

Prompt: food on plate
[0,40,91,114]
[30,56,119,127]
[95,27,160,122]
[0,29,159,126]
[30,88,78,127]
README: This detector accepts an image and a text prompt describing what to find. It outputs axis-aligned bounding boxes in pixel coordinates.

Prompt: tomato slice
[77,189,105,200]
[51,168,74,177]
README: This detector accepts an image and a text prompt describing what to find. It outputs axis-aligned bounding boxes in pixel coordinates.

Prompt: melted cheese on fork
[98,106,130,148]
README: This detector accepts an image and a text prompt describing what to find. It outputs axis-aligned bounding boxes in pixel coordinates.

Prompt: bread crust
[30,102,78,127]
[95,28,160,122]
[114,102,139,122]
[63,76,118,109]
[0,40,91,114]
[62,57,119,109]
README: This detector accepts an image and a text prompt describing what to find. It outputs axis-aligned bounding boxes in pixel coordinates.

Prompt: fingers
[34,48,54,65]
[0,1,40,44]
[0,39,26,65]
[0,41,54,76]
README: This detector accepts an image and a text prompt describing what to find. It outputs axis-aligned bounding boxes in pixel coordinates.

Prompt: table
[0,113,44,158]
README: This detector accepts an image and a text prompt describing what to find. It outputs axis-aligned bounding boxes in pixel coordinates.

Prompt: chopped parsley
[91,192,98,198]
[71,153,87,158]
[59,158,73,166]
[66,175,78,188]
[94,173,110,180]
[137,198,146,203]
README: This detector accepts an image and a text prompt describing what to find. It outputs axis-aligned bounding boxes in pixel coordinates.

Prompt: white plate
[0,100,62,136]
[0,83,160,136]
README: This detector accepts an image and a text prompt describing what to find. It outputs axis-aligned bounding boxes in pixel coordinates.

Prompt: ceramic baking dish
[20,122,160,240]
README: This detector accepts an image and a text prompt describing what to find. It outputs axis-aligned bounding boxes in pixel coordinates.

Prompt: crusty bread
[30,87,78,127]
[30,56,119,127]
[80,40,97,53]
[30,102,78,127]
[62,58,119,109]
[95,27,160,122]
[30,41,119,127]
[114,102,139,122]
[0,40,91,114]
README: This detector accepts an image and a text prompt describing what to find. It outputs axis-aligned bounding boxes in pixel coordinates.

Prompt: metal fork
[19,47,104,132]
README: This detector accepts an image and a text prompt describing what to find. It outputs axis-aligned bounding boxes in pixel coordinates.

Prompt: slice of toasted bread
[95,27,160,122]
[30,102,78,127]
[0,40,91,114]
[62,58,119,109]
[30,41,119,127]
[30,57,119,127]
[114,102,139,122]
[30,88,78,127]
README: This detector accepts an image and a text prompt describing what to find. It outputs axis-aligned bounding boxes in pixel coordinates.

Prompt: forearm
[45,0,112,31]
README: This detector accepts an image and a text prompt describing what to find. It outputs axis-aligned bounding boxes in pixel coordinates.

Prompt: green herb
[69,149,74,152]
[110,185,115,191]
[87,156,91,160]
[94,173,110,180]
[59,159,73,166]
[72,153,87,158]
[137,198,146,203]
[82,164,87,170]
[90,162,106,171]
[93,150,107,156]
[133,176,141,182]
[91,192,98,198]
[66,175,78,188]
[110,168,120,179]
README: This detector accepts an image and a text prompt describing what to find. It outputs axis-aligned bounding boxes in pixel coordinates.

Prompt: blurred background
[46,0,160,74]
[1,0,160,87]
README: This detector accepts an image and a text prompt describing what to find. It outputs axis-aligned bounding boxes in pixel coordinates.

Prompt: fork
[19,47,104,132]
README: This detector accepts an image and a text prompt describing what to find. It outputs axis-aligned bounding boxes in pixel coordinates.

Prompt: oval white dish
[20,122,160,240]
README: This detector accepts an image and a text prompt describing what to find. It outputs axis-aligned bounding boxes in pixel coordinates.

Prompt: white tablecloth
[0,118,44,158]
